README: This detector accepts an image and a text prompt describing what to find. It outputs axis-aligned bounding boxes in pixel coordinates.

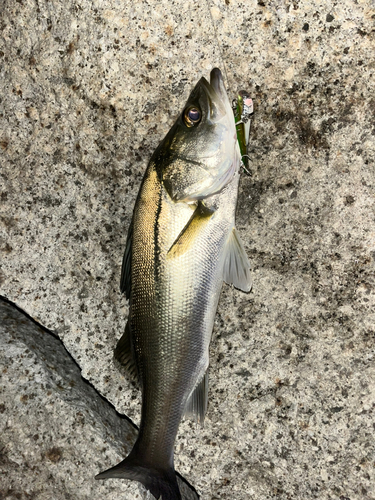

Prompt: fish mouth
[209,68,225,100]
[197,68,233,125]
[199,68,225,102]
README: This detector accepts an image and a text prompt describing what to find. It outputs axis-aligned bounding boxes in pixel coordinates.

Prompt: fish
[95,68,251,499]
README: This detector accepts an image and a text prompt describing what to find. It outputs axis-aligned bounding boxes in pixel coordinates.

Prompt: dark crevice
[0,295,200,499]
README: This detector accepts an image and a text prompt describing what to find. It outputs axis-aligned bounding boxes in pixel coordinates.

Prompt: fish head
[153,68,241,203]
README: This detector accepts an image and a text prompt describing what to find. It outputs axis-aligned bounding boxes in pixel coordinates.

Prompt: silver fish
[96,68,251,499]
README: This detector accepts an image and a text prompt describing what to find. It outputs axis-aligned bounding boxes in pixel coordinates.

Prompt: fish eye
[183,106,201,127]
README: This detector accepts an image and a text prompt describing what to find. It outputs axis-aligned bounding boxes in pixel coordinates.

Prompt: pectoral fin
[167,202,214,259]
[184,370,208,425]
[223,227,252,292]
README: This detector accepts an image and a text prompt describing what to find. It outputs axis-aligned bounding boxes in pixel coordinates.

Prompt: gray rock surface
[0,299,197,500]
[1,0,374,498]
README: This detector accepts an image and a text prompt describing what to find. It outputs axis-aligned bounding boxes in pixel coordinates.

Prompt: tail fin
[95,456,182,500]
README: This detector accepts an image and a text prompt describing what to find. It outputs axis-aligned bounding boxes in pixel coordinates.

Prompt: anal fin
[184,370,208,425]
[223,227,252,292]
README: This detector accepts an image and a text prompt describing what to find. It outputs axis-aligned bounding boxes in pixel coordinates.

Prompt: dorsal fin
[114,321,138,381]
[120,218,133,299]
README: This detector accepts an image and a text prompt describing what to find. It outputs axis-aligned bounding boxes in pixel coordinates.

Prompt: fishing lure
[232,91,254,171]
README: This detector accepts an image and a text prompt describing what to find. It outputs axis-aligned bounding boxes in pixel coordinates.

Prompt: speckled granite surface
[1,0,374,498]
[0,299,197,500]
[0,298,140,500]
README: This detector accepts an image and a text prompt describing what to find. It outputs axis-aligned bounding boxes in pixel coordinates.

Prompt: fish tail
[95,454,182,500]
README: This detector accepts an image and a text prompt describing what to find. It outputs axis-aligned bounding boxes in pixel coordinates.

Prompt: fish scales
[96,68,251,500]
[132,167,238,460]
